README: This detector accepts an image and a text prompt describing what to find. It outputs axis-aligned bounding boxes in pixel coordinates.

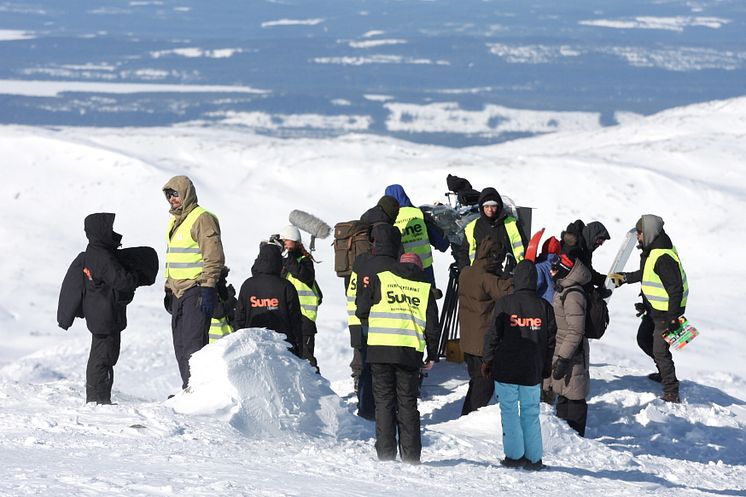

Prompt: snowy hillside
[1,97,745,495]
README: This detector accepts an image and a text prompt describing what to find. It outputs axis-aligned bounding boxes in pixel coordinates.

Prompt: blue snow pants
[494,382,542,464]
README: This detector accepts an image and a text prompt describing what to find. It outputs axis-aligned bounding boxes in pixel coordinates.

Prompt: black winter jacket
[625,229,686,323]
[57,213,139,334]
[234,243,302,351]
[483,260,557,386]
[561,220,611,288]
[453,187,528,270]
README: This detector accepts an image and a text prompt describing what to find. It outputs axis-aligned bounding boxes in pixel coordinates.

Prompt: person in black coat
[351,223,403,420]
[356,251,440,463]
[57,213,140,405]
[234,243,303,355]
[482,260,556,469]
[560,219,611,290]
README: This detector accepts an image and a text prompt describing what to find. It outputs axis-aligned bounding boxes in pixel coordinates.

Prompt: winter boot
[523,459,546,471]
[500,457,526,468]
[647,372,662,383]
[661,392,680,403]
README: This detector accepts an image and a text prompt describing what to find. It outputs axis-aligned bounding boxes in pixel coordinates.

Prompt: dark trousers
[461,352,495,416]
[301,334,319,373]
[637,315,679,395]
[86,332,121,404]
[371,363,422,463]
[171,286,210,389]
[556,395,588,437]
[357,328,375,419]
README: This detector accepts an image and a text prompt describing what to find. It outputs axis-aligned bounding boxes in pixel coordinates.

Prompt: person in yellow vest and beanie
[162,175,225,393]
[356,250,440,464]
[384,184,450,289]
[453,187,528,274]
[609,215,688,403]
[279,225,323,372]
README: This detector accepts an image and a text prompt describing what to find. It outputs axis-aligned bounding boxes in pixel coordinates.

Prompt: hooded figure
[560,219,610,289]
[454,187,528,272]
[611,214,686,403]
[384,184,449,287]
[482,260,556,468]
[457,237,514,416]
[57,213,140,404]
[548,255,592,437]
[234,243,303,354]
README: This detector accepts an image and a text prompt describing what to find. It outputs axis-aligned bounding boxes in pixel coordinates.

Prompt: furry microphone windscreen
[289,210,331,239]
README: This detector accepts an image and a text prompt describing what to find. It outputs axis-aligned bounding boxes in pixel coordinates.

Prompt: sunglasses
[164,189,179,199]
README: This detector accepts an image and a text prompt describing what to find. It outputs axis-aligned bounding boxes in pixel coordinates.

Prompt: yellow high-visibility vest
[346,271,361,327]
[164,206,212,280]
[465,216,524,265]
[286,256,321,322]
[395,206,433,268]
[367,271,430,352]
[208,316,233,343]
[642,247,689,312]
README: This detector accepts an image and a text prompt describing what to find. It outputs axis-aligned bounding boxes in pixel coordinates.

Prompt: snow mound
[167,328,362,439]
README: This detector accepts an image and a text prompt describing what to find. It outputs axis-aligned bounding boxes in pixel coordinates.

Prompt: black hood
[360,205,393,225]
[252,243,283,276]
[371,223,402,258]
[582,221,610,254]
[512,259,537,292]
[478,187,504,222]
[84,213,122,249]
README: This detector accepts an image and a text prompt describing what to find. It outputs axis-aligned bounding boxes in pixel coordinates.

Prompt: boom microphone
[289,209,331,252]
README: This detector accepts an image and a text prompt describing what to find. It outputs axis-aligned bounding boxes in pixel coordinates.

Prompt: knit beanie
[377,195,400,222]
[400,252,423,270]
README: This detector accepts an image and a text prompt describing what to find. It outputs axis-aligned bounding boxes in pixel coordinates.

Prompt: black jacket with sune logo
[234,243,302,352]
[483,260,557,386]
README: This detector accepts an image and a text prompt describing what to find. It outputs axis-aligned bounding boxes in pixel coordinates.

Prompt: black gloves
[665,318,682,333]
[480,362,492,380]
[200,287,217,317]
[552,357,571,380]
[164,289,173,314]
[634,302,647,317]
[598,287,613,299]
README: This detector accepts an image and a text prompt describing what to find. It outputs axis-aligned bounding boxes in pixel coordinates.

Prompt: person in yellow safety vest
[356,251,440,464]
[609,215,688,403]
[279,225,323,372]
[384,184,450,288]
[453,187,528,274]
[208,266,237,344]
[162,175,225,393]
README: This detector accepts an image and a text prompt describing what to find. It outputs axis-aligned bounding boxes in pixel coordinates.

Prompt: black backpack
[560,286,609,340]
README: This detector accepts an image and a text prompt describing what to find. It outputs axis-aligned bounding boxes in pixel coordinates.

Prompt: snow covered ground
[1,96,746,495]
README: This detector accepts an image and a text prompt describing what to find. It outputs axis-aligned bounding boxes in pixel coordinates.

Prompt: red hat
[400,252,423,270]
[541,236,561,256]
[552,253,576,279]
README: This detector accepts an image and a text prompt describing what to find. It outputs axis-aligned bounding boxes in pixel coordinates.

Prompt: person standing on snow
[482,259,556,470]
[453,187,528,273]
[162,175,225,392]
[234,242,303,355]
[560,220,611,291]
[279,225,323,371]
[548,253,592,436]
[609,215,688,403]
[384,184,450,288]
[357,252,440,464]
[352,223,404,420]
[457,237,513,416]
[57,213,141,404]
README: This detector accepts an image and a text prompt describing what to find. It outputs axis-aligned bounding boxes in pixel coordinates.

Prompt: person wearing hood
[453,187,528,273]
[384,184,450,287]
[356,251,440,464]
[234,242,302,354]
[352,223,405,420]
[457,236,513,416]
[609,215,688,403]
[360,194,400,227]
[162,175,225,391]
[548,253,592,436]
[482,260,556,470]
[57,213,140,404]
[279,225,323,371]
[560,220,611,290]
